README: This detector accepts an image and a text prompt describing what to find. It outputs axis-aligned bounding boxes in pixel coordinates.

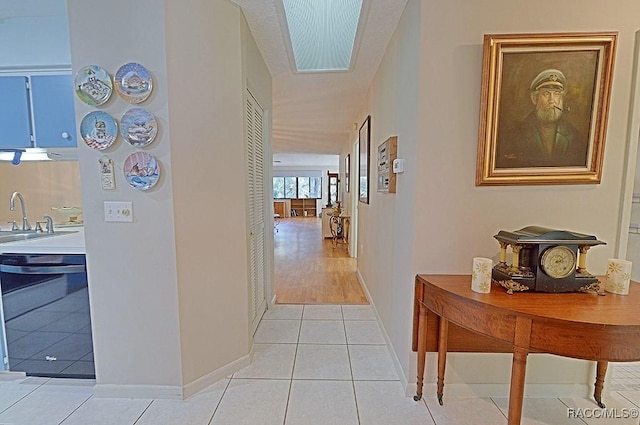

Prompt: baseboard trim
[182,353,251,399]
[355,270,410,393]
[0,371,26,381]
[95,353,251,400]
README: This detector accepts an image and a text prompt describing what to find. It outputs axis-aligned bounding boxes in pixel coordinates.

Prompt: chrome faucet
[43,215,54,234]
[9,192,30,231]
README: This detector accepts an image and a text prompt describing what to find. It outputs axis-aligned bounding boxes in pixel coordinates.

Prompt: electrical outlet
[104,201,133,222]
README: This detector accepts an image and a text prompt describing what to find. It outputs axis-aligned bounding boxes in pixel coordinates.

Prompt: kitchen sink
[0,230,77,244]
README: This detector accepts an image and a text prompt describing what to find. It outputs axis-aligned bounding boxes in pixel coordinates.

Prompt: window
[309,177,322,198]
[273,177,285,199]
[298,177,311,198]
[273,176,322,199]
[328,172,338,206]
[285,177,297,198]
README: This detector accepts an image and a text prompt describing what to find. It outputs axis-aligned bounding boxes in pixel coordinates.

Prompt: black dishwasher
[0,254,94,378]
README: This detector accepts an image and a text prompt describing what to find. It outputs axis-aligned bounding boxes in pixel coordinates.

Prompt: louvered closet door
[247,90,266,335]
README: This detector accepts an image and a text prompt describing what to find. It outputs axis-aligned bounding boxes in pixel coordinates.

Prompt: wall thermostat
[393,158,405,174]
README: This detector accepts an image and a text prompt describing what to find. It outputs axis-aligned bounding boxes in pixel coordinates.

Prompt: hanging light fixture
[0,148,51,165]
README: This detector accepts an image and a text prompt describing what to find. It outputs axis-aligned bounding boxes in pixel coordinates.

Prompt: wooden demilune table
[412,274,640,425]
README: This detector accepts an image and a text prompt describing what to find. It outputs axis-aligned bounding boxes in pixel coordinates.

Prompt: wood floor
[274,217,369,305]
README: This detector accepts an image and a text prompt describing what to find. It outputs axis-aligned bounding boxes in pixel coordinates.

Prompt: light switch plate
[104,201,133,222]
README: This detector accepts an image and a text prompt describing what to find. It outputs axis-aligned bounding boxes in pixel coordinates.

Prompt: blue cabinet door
[0,77,32,149]
[30,75,77,148]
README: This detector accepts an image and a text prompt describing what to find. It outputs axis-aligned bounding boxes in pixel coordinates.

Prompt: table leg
[594,361,608,408]
[508,347,528,425]
[414,304,428,401]
[437,318,448,405]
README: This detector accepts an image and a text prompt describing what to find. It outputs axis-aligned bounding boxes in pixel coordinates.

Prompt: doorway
[272,155,367,304]
[328,172,339,207]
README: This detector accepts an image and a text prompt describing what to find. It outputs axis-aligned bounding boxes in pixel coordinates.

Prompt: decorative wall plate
[114,62,153,103]
[123,151,160,191]
[120,108,158,147]
[74,65,113,106]
[80,111,118,150]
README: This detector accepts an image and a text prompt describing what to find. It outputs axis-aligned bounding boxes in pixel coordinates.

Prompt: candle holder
[605,259,632,295]
[471,257,493,293]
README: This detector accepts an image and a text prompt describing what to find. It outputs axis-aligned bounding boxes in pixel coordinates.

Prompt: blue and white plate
[120,108,158,147]
[123,151,160,191]
[114,62,153,104]
[80,111,118,150]
[74,65,113,106]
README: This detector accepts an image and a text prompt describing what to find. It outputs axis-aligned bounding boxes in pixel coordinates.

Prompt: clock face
[540,246,576,279]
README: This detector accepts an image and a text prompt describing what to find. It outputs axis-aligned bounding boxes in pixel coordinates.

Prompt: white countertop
[0,227,86,255]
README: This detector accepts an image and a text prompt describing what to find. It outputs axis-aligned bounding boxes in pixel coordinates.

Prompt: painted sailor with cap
[496,68,587,168]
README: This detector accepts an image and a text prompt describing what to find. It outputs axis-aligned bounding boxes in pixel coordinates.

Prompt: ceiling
[231,0,409,156]
[273,153,339,169]
[4,0,409,159]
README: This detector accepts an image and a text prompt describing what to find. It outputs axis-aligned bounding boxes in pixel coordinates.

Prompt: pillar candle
[472,257,493,294]
[605,259,632,295]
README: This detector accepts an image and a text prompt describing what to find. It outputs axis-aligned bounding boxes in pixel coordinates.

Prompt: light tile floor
[0,304,638,424]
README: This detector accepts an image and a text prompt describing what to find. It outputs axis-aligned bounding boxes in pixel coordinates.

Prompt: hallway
[274,218,368,304]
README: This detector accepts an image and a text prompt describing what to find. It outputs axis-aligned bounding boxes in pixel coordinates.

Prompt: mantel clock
[492,226,605,294]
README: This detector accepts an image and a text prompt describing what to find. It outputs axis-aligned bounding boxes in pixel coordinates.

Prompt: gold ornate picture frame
[476,32,617,186]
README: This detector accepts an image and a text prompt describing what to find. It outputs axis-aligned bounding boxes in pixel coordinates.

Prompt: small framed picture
[345,154,350,193]
[99,156,115,190]
[359,116,371,203]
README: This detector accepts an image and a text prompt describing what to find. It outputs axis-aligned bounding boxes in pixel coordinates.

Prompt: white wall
[0,0,70,67]
[68,0,264,398]
[624,32,640,281]
[352,0,420,392]
[68,0,183,395]
[164,0,256,389]
[352,0,640,397]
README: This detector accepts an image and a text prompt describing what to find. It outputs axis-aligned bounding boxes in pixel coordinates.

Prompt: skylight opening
[282,0,363,73]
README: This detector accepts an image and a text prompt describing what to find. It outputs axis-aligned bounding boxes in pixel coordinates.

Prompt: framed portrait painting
[359,116,371,203]
[476,32,617,185]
